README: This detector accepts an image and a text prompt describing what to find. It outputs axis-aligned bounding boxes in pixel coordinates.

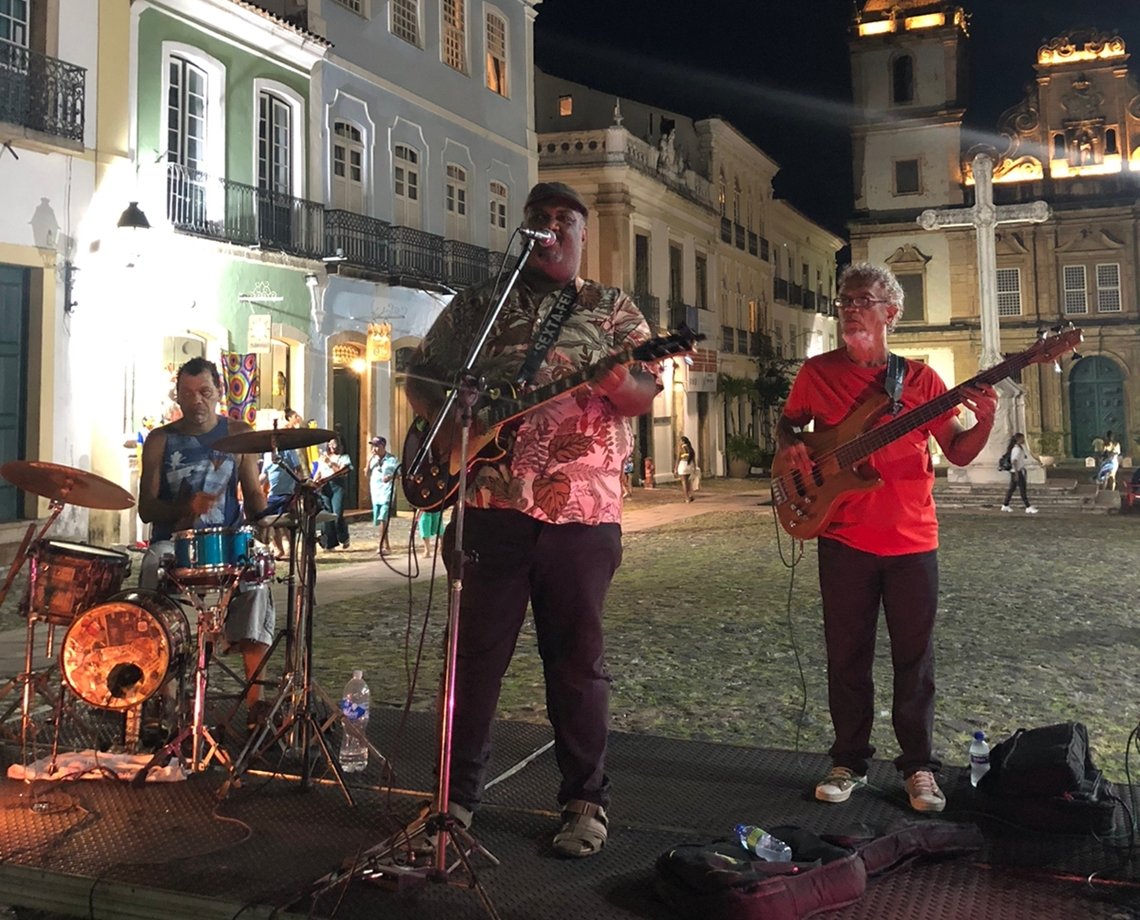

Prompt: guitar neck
[835,352,1033,467]
[484,345,634,427]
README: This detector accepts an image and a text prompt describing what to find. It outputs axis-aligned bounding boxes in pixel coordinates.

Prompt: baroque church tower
[848,2,1140,464]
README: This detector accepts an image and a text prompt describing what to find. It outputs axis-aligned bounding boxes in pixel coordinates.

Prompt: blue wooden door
[1069,355,1126,458]
[0,266,29,521]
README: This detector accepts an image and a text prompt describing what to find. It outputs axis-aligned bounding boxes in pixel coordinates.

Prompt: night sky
[533,0,1140,238]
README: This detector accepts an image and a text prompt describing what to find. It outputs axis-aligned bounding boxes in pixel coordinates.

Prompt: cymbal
[0,460,135,510]
[213,427,336,454]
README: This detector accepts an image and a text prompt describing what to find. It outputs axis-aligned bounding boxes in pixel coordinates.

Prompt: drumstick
[0,522,36,610]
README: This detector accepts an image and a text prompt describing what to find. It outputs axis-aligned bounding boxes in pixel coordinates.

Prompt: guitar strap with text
[885,352,906,415]
[515,281,579,388]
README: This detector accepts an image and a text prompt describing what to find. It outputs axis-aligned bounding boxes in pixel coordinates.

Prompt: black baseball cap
[524,182,588,217]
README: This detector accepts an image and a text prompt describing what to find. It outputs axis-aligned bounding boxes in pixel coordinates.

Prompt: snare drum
[30,541,132,624]
[61,589,190,710]
[170,526,255,585]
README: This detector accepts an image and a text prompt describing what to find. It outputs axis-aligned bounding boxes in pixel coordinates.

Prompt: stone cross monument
[917,151,1051,484]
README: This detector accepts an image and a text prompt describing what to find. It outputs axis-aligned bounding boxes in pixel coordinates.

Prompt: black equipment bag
[978,722,1089,797]
[654,822,982,920]
[975,722,1126,836]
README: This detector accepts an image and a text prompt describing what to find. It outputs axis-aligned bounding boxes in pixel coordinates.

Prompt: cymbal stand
[313,239,536,908]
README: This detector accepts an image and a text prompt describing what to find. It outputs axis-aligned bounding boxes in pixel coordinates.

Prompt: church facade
[849,1,1140,464]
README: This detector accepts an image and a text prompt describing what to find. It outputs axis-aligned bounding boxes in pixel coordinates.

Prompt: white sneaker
[1025,506,1038,514]
[905,770,946,813]
[815,766,866,803]
[1000,505,1012,512]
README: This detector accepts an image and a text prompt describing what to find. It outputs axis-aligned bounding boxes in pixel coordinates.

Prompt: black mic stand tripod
[307,234,539,916]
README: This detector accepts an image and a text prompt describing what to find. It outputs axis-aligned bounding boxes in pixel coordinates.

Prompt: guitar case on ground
[654,821,983,920]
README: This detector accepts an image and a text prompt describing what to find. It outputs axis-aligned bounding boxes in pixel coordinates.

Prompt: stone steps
[933,478,1120,513]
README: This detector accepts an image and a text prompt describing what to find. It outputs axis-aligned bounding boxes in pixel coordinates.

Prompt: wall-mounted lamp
[117,201,151,230]
[63,261,78,314]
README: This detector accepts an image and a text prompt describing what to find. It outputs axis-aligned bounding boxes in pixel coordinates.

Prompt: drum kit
[0,428,378,794]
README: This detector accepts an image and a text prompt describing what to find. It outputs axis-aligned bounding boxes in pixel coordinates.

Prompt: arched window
[891,54,914,105]
[393,143,421,229]
[445,163,469,241]
[331,120,365,212]
[488,180,509,251]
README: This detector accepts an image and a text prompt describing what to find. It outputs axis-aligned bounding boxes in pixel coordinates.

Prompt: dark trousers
[320,482,349,548]
[817,537,940,777]
[1003,470,1029,507]
[442,508,621,811]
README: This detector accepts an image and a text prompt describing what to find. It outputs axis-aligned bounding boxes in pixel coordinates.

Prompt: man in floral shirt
[407,181,660,858]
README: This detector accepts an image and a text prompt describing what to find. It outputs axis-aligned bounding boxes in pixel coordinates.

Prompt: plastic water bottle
[339,670,370,773]
[735,824,792,862]
[969,730,991,787]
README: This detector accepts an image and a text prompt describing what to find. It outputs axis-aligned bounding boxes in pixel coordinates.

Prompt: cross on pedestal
[917,151,1052,484]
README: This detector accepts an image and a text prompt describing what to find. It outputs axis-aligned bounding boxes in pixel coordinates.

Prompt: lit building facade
[850,0,1140,462]
[534,70,841,478]
[300,0,540,506]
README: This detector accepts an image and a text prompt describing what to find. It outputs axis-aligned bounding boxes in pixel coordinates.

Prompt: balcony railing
[668,299,699,334]
[326,208,389,268]
[734,223,745,251]
[166,166,511,291]
[166,164,324,258]
[387,225,444,283]
[774,277,790,303]
[720,217,732,244]
[634,290,660,329]
[802,289,817,312]
[0,41,85,143]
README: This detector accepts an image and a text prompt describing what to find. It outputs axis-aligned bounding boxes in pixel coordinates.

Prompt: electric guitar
[401,327,704,510]
[771,327,1083,539]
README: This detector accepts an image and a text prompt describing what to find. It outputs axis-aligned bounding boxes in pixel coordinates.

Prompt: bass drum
[61,590,190,710]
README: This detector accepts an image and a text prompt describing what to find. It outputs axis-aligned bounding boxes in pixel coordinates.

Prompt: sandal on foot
[552,800,607,858]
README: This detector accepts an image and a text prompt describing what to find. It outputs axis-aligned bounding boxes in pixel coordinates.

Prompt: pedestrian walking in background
[1096,430,1122,493]
[1001,432,1038,514]
[367,436,399,555]
[417,507,444,559]
[316,435,352,550]
[676,436,697,502]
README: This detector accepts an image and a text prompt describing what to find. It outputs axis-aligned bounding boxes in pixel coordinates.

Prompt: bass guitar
[401,327,704,510]
[771,327,1083,539]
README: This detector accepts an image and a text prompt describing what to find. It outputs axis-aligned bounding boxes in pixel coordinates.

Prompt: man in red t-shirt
[776,263,996,813]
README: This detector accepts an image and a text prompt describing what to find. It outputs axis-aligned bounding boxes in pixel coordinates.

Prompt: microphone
[518,227,557,247]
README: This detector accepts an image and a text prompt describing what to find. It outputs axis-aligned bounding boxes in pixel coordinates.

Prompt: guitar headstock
[1025,325,1083,365]
[632,323,707,362]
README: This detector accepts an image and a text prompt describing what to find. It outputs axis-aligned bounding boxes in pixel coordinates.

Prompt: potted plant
[726,433,763,478]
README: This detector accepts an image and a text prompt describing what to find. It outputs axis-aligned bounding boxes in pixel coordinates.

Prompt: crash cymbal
[212,427,336,454]
[0,460,134,511]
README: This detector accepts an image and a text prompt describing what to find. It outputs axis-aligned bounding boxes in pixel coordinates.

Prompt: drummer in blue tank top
[138,357,272,718]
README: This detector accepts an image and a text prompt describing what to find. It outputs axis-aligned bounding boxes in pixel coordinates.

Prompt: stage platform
[0,707,1136,920]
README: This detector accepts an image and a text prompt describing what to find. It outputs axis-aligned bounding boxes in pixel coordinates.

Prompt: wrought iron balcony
[0,41,85,143]
[668,299,699,334]
[165,164,324,258]
[633,290,660,329]
[325,208,389,269]
[442,239,488,290]
[774,277,790,303]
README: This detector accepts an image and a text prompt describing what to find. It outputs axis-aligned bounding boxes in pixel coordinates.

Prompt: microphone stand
[313,237,537,910]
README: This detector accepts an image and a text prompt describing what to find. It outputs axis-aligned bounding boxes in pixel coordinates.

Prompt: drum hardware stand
[215,516,299,740]
[134,576,241,782]
[314,240,537,909]
[221,480,392,803]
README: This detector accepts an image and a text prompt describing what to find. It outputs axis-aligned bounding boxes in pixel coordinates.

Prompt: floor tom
[30,541,132,624]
